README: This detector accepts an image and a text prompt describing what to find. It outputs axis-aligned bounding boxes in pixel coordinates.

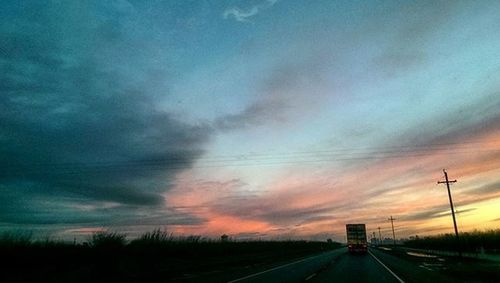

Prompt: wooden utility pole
[438,169,461,257]
[388,216,396,246]
[378,227,382,243]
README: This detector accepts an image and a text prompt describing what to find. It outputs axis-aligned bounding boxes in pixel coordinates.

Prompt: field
[0,230,341,282]
[404,229,500,253]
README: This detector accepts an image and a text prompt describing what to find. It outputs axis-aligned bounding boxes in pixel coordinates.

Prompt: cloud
[402,206,477,222]
[165,123,500,237]
[381,88,500,154]
[223,0,278,22]
[370,1,460,77]
[215,56,330,130]
[0,2,212,228]
[463,181,500,195]
[167,173,355,234]
[215,98,288,130]
[171,1,500,238]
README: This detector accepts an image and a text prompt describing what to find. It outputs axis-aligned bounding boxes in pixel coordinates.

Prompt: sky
[1,0,499,242]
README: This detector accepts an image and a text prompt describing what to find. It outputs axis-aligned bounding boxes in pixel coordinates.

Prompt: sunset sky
[1,0,499,242]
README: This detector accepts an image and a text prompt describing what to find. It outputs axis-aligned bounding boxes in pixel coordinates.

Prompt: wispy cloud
[402,207,477,222]
[223,0,278,22]
[215,56,330,130]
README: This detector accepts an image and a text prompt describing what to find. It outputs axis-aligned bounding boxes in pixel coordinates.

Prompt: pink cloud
[165,129,500,239]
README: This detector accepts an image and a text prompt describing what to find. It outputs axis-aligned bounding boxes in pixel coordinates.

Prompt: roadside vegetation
[404,229,500,253]
[0,229,342,282]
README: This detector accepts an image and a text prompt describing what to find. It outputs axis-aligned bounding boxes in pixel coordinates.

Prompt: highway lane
[225,247,499,283]
[226,248,403,283]
[226,248,346,283]
[310,248,458,283]
[368,247,499,283]
[308,250,402,283]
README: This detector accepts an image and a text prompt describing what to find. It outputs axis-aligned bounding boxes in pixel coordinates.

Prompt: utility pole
[378,227,382,244]
[438,169,461,257]
[388,216,396,246]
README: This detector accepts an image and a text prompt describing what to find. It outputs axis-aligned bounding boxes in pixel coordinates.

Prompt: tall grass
[404,229,500,253]
[128,229,173,247]
[89,231,127,249]
[0,229,342,255]
[0,229,343,282]
[0,231,33,247]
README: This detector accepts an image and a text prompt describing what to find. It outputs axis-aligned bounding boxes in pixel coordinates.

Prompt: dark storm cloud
[0,2,211,227]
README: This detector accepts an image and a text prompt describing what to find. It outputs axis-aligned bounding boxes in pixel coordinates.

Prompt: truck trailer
[346,224,367,254]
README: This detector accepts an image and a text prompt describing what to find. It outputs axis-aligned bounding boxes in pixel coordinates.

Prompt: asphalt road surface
[227,248,402,283]
[308,251,402,283]
[226,247,499,283]
[227,248,345,283]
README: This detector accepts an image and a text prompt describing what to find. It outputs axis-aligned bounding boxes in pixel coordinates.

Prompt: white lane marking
[368,250,405,283]
[304,273,317,281]
[227,249,341,283]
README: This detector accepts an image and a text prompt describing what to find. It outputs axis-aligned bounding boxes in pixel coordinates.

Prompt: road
[308,251,401,283]
[226,247,500,283]
[226,248,345,283]
[226,248,402,283]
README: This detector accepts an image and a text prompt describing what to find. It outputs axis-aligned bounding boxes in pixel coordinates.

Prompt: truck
[346,224,367,254]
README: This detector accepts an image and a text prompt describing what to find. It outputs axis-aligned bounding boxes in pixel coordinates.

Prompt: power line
[7,138,500,166]
[1,142,498,176]
[2,148,499,177]
[7,142,500,167]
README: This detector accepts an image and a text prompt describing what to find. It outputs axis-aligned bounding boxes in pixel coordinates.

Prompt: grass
[89,231,127,249]
[0,229,342,282]
[0,231,33,246]
[404,229,500,253]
